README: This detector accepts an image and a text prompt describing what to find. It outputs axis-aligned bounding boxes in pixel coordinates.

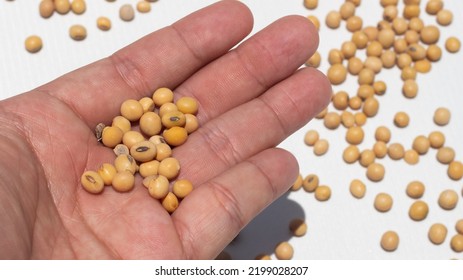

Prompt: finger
[35,0,253,128]
[176,67,331,186]
[175,15,319,124]
[172,148,298,259]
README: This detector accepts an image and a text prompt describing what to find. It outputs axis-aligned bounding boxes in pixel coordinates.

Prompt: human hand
[0,0,330,259]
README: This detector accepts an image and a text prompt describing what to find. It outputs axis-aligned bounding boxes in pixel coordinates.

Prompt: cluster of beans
[227,0,462,260]
[296,0,463,256]
[80,88,199,214]
[24,0,158,53]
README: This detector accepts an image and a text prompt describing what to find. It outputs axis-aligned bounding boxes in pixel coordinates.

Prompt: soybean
[349,96,362,110]
[25,35,43,53]
[327,64,347,85]
[313,139,329,156]
[71,0,86,14]
[158,157,180,180]
[445,37,461,53]
[112,116,131,134]
[139,160,160,178]
[433,107,451,126]
[428,223,447,245]
[306,51,321,67]
[162,192,179,213]
[332,91,349,110]
[450,235,463,253]
[354,112,367,126]
[363,97,379,117]
[381,231,399,252]
[307,16,320,30]
[388,143,405,160]
[341,111,355,128]
[159,102,178,118]
[326,11,341,29]
[140,112,162,136]
[436,147,455,164]
[367,163,385,182]
[428,131,445,149]
[328,49,344,65]
[97,163,117,186]
[274,242,294,260]
[172,179,194,199]
[448,161,463,180]
[394,112,410,128]
[406,181,425,199]
[436,9,453,26]
[359,149,375,167]
[303,0,318,9]
[81,171,105,194]
[176,97,199,115]
[102,126,123,148]
[438,189,458,210]
[375,126,391,143]
[55,0,71,14]
[113,144,129,156]
[314,185,331,201]
[152,88,174,107]
[155,143,172,161]
[112,170,135,192]
[346,126,364,145]
[346,16,363,32]
[289,218,307,237]
[122,131,145,149]
[120,99,144,122]
[412,135,430,155]
[408,200,429,221]
[114,154,137,174]
[348,57,364,75]
[120,4,135,21]
[69,24,87,41]
[324,112,341,130]
[304,130,319,146]
[163,127,188,147]
[341,41,357,59]
[302,174,319,192]
[291,174,303,191]
[184,114,199,134]
[420,25,440,45]
[130,140,157,163]
[39,0,55,18]
[358,68,375,85]
[349,179,366,198]
[343,145,360,164]
[340,2,356,20]
[136,1,151,13]
[402,79,418,98]
[139,97,155,113]
[373,141,388,158]
[456,220,463,235]
[97,16,111,31]
[426,0,443,15]
[352,31,369,49]
[161,111,186,128]
[148,175,169,199]
[427,45,442,61]
[374,193,393,212]
[404,149,419,165]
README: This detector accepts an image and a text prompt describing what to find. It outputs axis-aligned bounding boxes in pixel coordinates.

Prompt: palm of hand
[0,1,329,259]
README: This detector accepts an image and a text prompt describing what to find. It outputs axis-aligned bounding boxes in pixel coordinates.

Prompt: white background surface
[0,0,462,260]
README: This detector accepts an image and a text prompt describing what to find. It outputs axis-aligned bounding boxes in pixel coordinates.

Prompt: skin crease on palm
[0,1,330,259]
